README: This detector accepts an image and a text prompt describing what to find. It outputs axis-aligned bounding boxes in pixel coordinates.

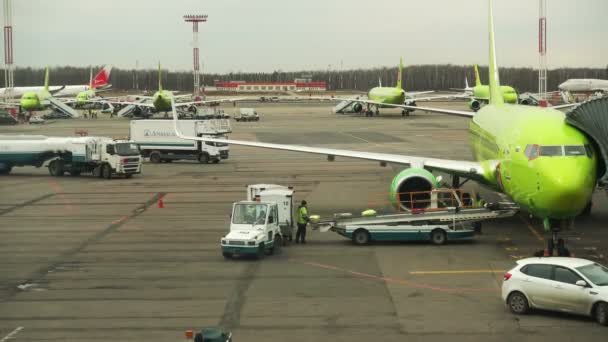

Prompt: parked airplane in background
[172,0,605,250]
[328,58,454,117]
[93,64,242,117]
[0,65,112,98]
[559,79,608,103]
[1,67,80,117]
[456,64,518,111]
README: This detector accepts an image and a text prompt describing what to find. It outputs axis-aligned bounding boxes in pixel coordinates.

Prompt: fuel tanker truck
[0,135,142,178]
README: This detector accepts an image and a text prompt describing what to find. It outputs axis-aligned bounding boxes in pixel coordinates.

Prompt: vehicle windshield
[576,263,608,286]
[115,143,140,156]
[232,203,268,225]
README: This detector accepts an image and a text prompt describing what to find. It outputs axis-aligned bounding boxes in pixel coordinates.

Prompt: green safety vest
[297,206,308,224]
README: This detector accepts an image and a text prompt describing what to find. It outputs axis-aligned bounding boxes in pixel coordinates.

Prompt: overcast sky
[5,0,607,73]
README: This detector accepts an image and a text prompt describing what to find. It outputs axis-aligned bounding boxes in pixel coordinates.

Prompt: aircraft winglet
[158,62,163,92]
[43,67,50,92]
[397,57,403,90]
[488,0,504,105]
[474,64,482,87]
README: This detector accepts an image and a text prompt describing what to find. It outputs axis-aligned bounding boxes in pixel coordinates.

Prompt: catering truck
[0,135,142,178]
[221,184,295,259]
[130,119,230,164]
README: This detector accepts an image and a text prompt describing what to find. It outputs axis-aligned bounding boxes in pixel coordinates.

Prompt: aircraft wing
[337,98,474,118]
[406,93,469,102]
[86,100,156,108]
[407,90,435,96]
[174,98,248,107]
[169,99,486,180]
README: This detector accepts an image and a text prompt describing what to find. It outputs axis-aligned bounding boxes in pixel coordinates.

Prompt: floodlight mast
[183,14,208,97]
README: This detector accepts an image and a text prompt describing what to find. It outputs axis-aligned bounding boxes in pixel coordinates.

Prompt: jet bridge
[48,97,80,118]
[565,97,608,186]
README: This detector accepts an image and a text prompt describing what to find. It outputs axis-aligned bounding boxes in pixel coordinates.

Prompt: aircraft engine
[468,99,481,111]
[352,102,363,113]
[520,98,531,105]
[389,168,440,211]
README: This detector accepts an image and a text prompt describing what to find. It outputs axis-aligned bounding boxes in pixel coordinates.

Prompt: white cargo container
[129,119,230,164]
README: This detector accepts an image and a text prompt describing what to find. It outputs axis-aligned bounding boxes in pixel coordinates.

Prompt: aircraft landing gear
[542,218,572,257]
[375,107,380,116]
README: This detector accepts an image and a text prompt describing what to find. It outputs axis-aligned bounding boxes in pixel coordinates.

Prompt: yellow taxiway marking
[519,215,545,242]
[409,270,506,275]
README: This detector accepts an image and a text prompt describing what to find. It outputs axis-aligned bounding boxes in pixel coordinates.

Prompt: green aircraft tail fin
[43,67,50,92]
[158,62,163,92]
[396,57,403,90]
[473,64,482,87]
[487,0,503,105]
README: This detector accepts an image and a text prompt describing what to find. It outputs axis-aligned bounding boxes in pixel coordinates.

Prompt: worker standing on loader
[296,200,309,244]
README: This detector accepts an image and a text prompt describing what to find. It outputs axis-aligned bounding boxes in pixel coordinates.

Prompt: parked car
[502,257,608,326]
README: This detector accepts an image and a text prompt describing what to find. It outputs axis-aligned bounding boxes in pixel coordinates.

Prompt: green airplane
[172,0,602,247]
[97,63,239,117]
[462,64,519,111]
[12,68,81,118]
[330,58,453,117]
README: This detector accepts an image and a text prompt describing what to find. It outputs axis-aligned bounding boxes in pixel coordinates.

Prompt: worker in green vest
[296,200,309,244]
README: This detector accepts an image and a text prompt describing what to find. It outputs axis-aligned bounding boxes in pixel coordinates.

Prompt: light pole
[183,14,208,96]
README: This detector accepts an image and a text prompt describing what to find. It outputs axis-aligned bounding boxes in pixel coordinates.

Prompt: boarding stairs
[48,97,80,118]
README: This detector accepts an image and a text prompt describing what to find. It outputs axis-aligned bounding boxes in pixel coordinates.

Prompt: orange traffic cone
[158,195,164,209]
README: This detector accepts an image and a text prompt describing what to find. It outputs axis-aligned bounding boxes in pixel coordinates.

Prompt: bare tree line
[1,65,606,93]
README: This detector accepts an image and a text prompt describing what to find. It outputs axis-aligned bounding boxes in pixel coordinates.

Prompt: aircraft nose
[539,168,594,217]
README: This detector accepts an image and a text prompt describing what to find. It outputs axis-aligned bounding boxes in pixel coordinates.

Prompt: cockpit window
[539,146,563,157]
[525,144,591,160]
[584,144,594,158]
[524,144,539,160]
[564,145,586,156]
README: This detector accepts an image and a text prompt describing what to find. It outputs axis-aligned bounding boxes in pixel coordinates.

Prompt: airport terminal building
[215,80,327,92]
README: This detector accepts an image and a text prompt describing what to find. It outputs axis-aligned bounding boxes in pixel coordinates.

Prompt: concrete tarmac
[0,103,607,341]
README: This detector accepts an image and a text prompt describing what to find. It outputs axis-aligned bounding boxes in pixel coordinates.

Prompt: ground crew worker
[296,200,309,244]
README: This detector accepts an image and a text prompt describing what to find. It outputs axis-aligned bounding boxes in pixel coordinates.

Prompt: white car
[502,257,608,325]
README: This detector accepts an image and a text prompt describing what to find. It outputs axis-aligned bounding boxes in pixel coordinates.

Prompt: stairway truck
[130,119,230,164]
[0,135,142,178]
[221,201,284,259]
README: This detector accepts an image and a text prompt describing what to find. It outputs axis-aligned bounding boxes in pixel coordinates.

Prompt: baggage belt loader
[313,189,518,245]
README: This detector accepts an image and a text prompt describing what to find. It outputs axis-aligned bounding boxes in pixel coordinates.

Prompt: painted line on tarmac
[0,327,24,342]
[519,215,544,242]
[302,261,497,293]
[0,193,54,216]
[409,270,507,275]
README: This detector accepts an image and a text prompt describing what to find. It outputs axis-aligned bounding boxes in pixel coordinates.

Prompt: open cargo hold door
[564,97,608,186]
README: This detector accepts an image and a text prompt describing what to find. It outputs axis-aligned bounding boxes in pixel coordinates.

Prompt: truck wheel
[212,159,220,164]
[430,229,447,245]
[125,174,132,179]
[255,244,265,259]
[0,165,12,175]
[101,164,112,179]
[48,160,64,177]
[149,151,162,163]
[222,252,233,259]
[271,235,283,255]
[198,153,209,164]
[352,229,370,245]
